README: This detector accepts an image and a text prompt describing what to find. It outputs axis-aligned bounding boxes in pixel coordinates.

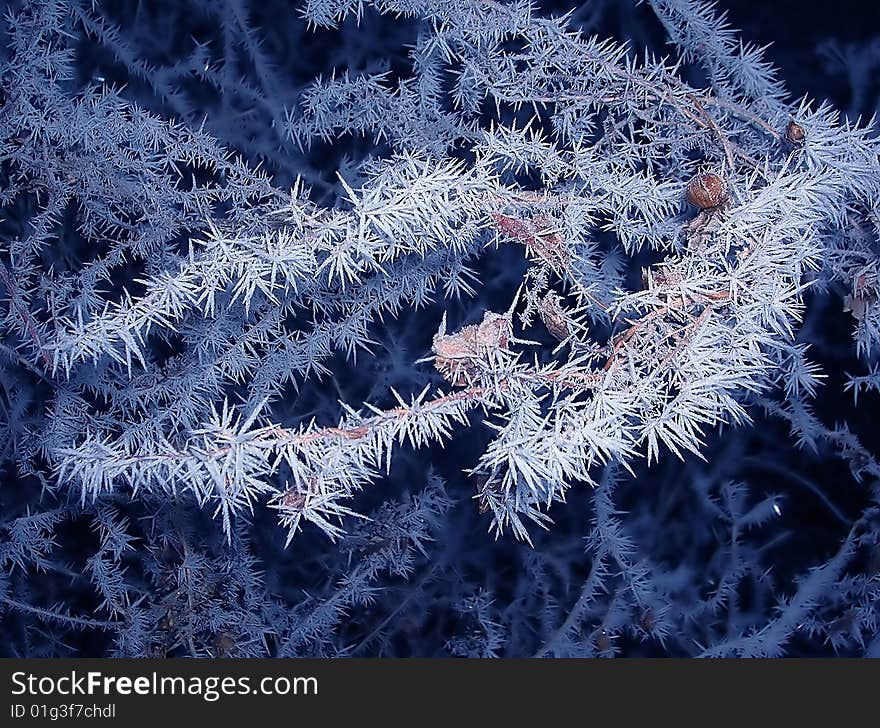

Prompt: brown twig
[0,260,52,371]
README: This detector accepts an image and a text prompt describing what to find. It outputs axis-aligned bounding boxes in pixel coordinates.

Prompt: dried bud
[279,489,307,511]
[433,311,512,387]
[274,476,319,513]
[639,608,656,633]
[537,293,571,341]
[212,631,237,657]
[785,120,806,146]
[843,294,869,321]
[686,172,727,209]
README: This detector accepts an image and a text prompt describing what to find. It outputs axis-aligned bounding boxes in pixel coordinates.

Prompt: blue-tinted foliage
[0,0,878,657]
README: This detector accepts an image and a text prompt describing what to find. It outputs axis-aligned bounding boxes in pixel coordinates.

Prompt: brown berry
[685,172,727,209]
[785,120,806,145]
